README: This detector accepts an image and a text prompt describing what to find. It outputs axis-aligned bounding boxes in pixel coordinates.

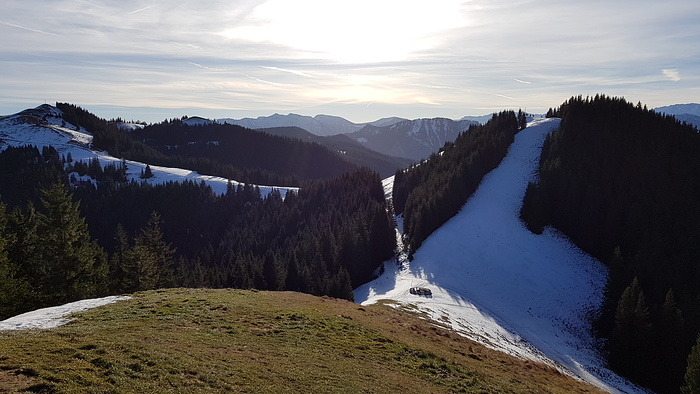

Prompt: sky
[1,0,698,123]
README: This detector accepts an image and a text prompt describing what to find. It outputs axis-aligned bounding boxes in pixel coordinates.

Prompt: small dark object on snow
[409,287,432,296]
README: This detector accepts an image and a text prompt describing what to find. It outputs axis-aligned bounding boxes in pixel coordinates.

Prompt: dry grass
[0,288,605,393]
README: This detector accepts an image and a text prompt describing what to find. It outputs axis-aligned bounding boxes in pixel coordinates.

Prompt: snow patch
[0,296,131,330]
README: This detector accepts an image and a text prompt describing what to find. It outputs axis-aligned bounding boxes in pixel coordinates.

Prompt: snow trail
[356,118,645,393]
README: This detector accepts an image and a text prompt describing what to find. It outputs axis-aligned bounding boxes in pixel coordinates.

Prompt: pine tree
[656,289,687,392]
[609,277,652,384]
[35,183,108,303]
[108,224,135,293]
[517,108,527,130]
[683,335,700,394]
[129,211,175,290]
[0,202,32,319]
[141,164,154,179]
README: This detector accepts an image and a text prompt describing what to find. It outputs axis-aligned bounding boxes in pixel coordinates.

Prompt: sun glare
[220,0,466,64]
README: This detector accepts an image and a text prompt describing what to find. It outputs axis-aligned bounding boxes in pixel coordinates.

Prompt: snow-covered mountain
[182,116,214,126]
[460,114,494,125]
[356,118,643,393]
[0,105,296,196]
[655,103,700,129]
[346,118,478,162]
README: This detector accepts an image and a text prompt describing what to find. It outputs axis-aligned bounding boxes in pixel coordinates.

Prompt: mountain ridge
[346,117,479,161]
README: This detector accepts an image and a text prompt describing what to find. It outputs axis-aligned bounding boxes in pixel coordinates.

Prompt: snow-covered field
[0,105,297,197]
[356,118,645,393]
[0,296,131,330]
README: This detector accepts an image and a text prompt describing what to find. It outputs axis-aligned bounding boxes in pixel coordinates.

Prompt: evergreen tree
[609,277,652,384]
[656,289,687,392]
[141,164,154,179]
[683,335,700,394]
[128,211,176,290]
[108,224,134,293]
[517,108,527,130]
[35,183,108,303]
[0,202,33,319]
[329,267,354,301]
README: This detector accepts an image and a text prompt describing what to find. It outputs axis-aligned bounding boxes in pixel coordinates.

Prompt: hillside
[0,104,296,197]
[0,288,603,393]
[346,118,478,161]
[0,104,396,321]
[132,119,359,184]
[521,95,700,392]
[357,118,643,393]
[258,126,414,177]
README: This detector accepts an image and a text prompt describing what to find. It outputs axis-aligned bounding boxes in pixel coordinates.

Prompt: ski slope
[355,118,645,393]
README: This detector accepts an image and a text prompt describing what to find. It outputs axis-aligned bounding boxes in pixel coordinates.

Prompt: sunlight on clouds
[662,69,681,82]
[218,0,466,64]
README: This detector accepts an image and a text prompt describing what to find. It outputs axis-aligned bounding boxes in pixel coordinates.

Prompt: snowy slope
[356,118,644,393]
[0,105,297,197]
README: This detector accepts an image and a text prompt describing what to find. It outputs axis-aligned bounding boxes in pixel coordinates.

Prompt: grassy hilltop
[0,288,602,393]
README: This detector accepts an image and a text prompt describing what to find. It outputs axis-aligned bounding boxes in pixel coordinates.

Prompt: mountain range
[212,113,489,162]
[655,103,700,129]
[218,113,407,136]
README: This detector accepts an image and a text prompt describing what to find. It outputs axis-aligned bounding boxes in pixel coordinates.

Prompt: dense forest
[0,145,395,320]
[56,103,358,186]
[521,95,700,393]
[132,119,358,183]
[393,110,525,257]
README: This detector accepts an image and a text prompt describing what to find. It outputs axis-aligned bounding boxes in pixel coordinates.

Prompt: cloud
[188,62,228,72]
[0,21,59,36]
[260,66,315,78]
[662,69,681,82]
[1,0,699,121]
[129,5,156,15]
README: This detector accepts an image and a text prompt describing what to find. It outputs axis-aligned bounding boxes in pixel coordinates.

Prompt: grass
[0,288,604,393]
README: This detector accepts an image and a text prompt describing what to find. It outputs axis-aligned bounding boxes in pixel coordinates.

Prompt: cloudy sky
[1,0,698,123]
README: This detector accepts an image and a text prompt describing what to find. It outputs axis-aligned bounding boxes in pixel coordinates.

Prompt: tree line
[134,119,358,183]
[521,95,700,393]
[55,103,358,186]
[393,110,522,257]
[0,145,395,320]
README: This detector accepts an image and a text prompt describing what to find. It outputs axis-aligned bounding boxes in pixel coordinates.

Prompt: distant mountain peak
[655,103,700,116]
[654,103,700,129]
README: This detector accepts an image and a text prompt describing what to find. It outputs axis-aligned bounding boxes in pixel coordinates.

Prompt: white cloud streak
[129,5,156,15]
[260,66,315,78]
[0,20,59,36]
[662,69,682,82]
